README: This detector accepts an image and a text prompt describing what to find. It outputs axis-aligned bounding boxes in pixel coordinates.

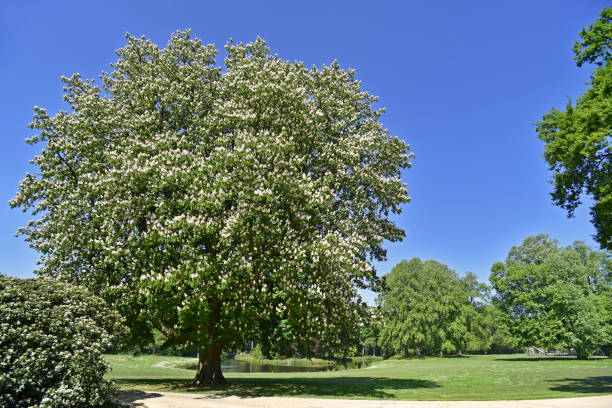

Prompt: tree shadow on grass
[115,376,439,399]
[115,390,162,407]
[548,376,612,394]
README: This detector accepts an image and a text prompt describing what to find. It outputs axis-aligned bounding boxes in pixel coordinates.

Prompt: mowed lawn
[105,354,612,400]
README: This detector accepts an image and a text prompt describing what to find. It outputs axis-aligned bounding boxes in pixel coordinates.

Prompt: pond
[186,359,373,373]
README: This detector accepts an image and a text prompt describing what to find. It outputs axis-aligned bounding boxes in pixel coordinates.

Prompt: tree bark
[192,342,226,385]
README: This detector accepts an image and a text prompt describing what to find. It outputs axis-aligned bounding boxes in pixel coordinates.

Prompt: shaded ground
[548,376,612,393]
[117,377,439,399]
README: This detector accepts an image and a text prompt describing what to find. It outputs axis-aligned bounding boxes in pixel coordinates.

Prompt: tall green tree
[360,307,382,356]
[11,32,412,384]
[536,7,611,250]
[379,258,492,357]
[490,235,611,359]
[456,272,496,354]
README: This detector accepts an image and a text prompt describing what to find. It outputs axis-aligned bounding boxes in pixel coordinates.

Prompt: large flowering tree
[11,31,412,384]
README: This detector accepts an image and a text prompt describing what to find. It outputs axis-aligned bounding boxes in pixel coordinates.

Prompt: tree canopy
[11,31,412,383]
[490,234,611,359]
[536,7,612,250]
[378,258,494,357]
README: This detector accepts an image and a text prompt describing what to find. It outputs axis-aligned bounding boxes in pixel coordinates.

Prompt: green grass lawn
[105,354,612,400]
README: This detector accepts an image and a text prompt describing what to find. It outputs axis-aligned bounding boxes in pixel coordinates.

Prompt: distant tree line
[367,235,610,359]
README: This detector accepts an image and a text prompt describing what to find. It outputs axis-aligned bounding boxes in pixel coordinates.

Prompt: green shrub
[0,276,126,407]
[250,344,263,359]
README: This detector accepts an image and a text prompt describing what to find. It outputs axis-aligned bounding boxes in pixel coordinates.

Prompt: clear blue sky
[1,1,606,302]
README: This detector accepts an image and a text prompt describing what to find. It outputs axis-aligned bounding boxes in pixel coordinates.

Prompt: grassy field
[105,354,612,400]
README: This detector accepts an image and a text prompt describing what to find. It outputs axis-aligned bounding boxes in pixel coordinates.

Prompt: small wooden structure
[525,346,547,356]
[525,346,576,356]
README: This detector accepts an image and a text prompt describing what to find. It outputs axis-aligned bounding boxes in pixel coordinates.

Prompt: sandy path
[116,390,612,408]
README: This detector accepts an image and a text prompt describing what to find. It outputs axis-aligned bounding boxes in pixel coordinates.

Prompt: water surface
[188,359,372,373]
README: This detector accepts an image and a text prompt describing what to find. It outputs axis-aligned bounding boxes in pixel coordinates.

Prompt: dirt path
[117,390,612,408]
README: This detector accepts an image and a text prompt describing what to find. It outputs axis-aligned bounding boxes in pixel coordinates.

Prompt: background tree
[488,308,521,354]
[592,287,612,356]
[360,306,382,356]
[456,272,496,354]
[536,7,611,250]
[11,32,412,384]
[379,258,491,357]
[490,234,611,359]
[0,276,126,407]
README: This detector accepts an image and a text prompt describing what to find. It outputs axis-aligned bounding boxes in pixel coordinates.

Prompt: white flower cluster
[0,276,126,407]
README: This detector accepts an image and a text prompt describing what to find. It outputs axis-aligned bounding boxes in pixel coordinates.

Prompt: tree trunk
[193,343,226,385]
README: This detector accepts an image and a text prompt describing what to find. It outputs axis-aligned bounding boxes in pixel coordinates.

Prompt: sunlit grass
[105,354,612,400]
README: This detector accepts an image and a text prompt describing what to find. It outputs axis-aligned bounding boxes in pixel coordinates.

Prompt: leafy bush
[250,344,263,359]
[0,276,126,407]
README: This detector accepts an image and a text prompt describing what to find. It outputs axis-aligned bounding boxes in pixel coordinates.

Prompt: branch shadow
[548,376,612,394]
[115,376,440,399]
[114,390,163,406]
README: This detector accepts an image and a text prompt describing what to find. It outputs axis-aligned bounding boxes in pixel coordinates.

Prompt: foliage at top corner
[573,7,612,67]
[10,30,412,362]
[536,7,611,250]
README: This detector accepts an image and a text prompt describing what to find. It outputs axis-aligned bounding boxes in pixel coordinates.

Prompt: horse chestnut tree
[12,31,412,384]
